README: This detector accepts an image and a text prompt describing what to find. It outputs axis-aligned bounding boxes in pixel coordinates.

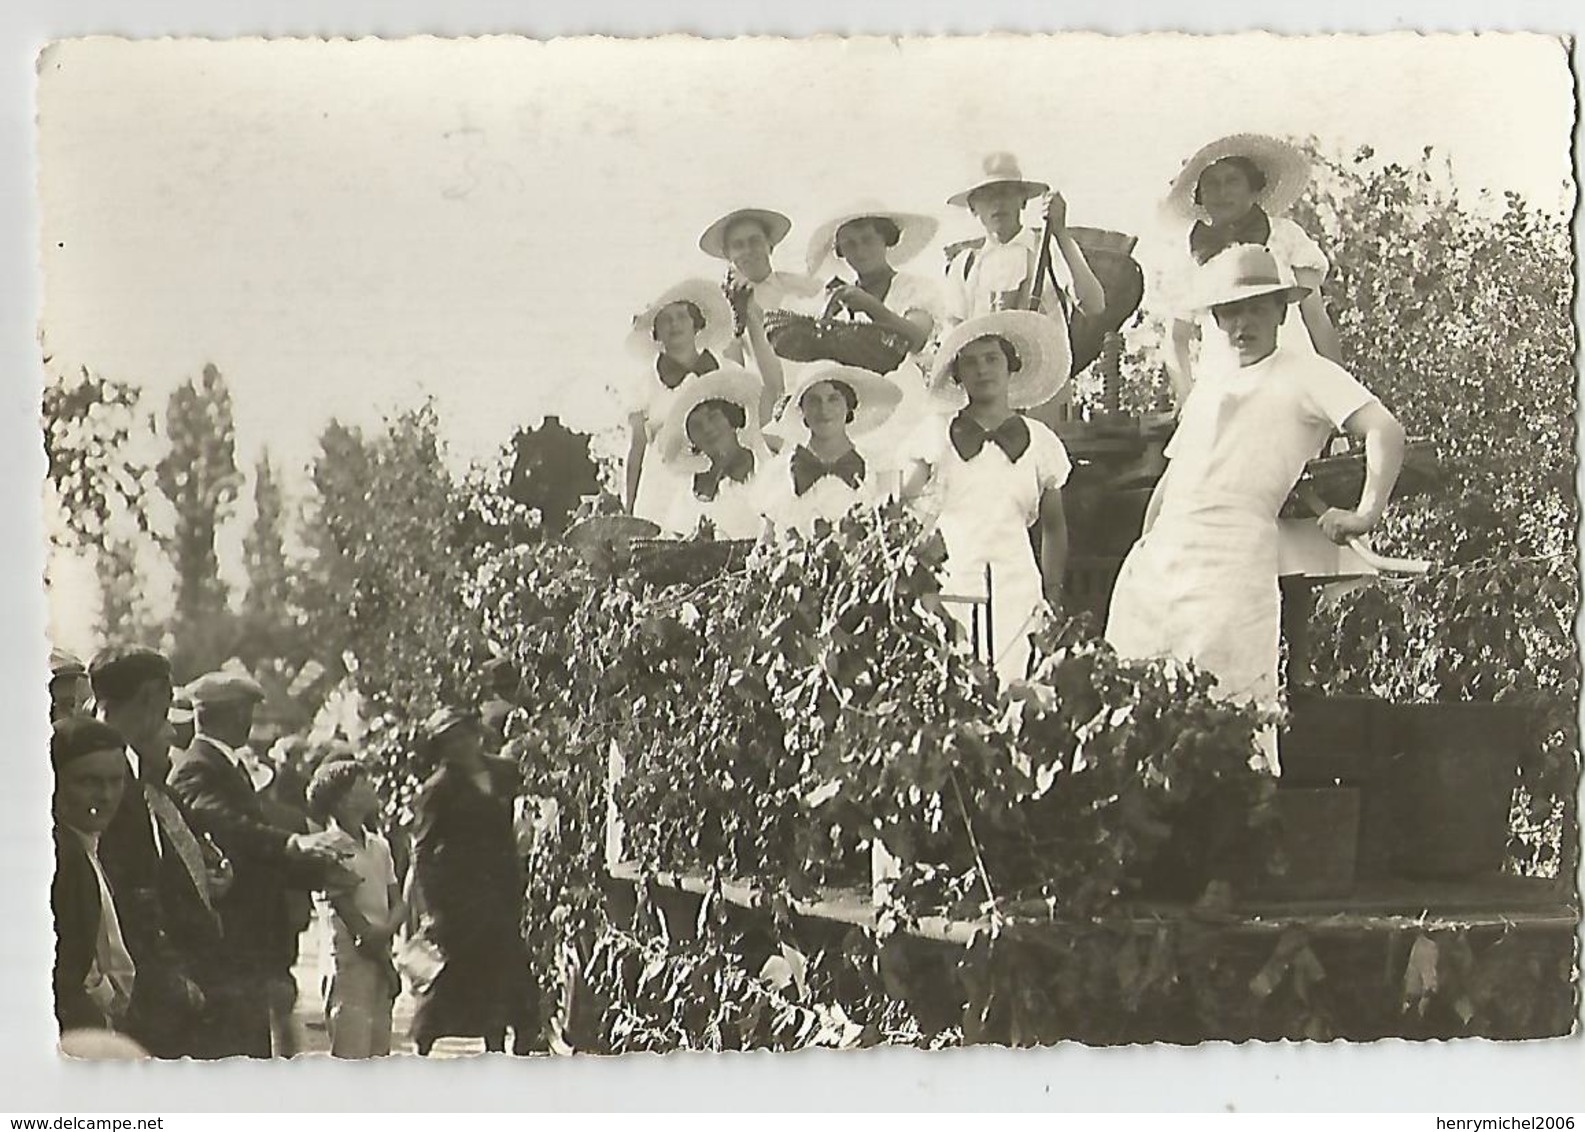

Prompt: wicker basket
[1280,439,1438,518]
[763,310,910,374]
[628,538,756,588]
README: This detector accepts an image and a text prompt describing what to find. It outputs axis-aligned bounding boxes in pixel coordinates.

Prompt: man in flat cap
[50,648,92,723]
[93,647,227,1058]
[168,692,195,752]
[169,670,356,1057]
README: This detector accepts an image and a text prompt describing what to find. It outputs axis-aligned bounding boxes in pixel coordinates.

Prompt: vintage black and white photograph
[32,31,1579,1066]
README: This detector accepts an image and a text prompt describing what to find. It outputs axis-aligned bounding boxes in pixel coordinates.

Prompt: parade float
[494,226,1575,1049]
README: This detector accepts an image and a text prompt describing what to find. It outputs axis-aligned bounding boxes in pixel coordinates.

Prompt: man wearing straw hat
[1105,245,1405,774]
[942,152,1106,331]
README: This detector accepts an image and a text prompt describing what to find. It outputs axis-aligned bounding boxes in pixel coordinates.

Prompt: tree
[154,363,243,677]
[42,365,153,548]
[1290,144,1577,877]
[238,451,297,664]
[507,416,602,536]
[93,532,142,645]
[295,419,372,672]
[297,405,487,802]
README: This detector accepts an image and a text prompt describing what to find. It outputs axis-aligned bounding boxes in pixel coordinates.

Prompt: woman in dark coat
[408,708,539,1055]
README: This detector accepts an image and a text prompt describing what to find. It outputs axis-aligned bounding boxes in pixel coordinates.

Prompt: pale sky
[35,33,1576,651]
[39,33,1575,481]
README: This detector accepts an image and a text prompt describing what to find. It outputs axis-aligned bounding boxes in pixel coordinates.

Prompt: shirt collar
[197,732,243,768]
[988,225,1035,250]
[65,825,100,854]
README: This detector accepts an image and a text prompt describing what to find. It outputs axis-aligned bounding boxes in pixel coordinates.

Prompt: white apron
[1105,501,1280,771]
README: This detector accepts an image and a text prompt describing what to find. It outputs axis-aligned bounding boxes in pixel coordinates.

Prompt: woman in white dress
[901,311,1073,685]
[654,367,775,541]
[760,363,904,538]
[801,202,946,478]
[1106,246,1406,773]
[1161,134,1343,405]
[625,279,781,528]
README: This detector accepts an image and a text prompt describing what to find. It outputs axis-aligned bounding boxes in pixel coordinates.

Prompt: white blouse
[759,444,888,537]
[944,226,1082,327]
[664,442,774,540]
[1163,347,1377,522]
[906,412,1072,573]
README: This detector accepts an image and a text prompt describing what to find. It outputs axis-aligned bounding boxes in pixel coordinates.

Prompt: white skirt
[944,553,1045,686]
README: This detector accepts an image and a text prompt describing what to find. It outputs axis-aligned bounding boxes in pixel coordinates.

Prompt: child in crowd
[305,760,405,1058]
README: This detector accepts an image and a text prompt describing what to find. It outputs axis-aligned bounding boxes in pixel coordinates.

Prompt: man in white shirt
[1106,245,1405,773]
[943,152,1106,329]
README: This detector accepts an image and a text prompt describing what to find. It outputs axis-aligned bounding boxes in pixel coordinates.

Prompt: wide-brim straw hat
[947,152,1051,209]
[655,365,765,470]
[775,364,904,439]
[928,311,1072,411]
[804,201,940,276]
[1166,133,1311,222]
[698,207,794,261]
[627,278,735,359]
[1192,245,1311,311]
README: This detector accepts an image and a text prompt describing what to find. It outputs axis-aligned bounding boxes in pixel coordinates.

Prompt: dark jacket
[409,755,535,1042]
[99,766,223,1055]
[52,826,110,1034]
[167,739,300,975]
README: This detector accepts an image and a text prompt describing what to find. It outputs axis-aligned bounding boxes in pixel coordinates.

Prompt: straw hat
[1192,245,1311,311]
[698,207,794,260]
[1166,133,1311,222]
[775,364,904,439]
[928,311,1072,410]
[655,365,765,469]
[947,152,1050,209]
[627,278,735,358]
[804,201,939,276]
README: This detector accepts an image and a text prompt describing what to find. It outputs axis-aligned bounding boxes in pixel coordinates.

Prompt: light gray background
[3,0,1582,1113]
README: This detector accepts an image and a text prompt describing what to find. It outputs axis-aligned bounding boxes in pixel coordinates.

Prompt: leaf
[1401,934,1440,1015]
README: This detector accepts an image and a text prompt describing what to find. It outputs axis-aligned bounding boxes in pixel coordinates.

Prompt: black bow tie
[949,412,1031,463]
[657,349,720,390]
[694,448,756,501]
[790,445,865,496]
[1188,205,1274,265]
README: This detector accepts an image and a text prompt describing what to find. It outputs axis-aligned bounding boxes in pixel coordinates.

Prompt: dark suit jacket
[167,739,298,976]
[52,826,109,1033]
[99,768,223,1053]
